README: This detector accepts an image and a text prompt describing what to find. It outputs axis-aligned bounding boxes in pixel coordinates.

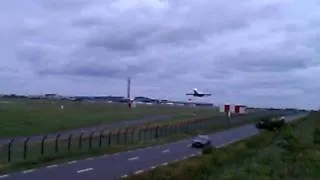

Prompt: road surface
[0,113,306,180]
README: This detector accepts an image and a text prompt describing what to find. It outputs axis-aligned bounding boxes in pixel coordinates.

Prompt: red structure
[221,104,247,114]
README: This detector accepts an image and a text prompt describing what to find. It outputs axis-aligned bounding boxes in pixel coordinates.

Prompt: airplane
[186,88,212,97]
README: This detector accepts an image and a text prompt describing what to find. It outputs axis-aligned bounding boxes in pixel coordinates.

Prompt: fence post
[89,132,94,149]
[158,125,162,138]
[151,125,156,139]
[226,111,232,127]
[155,126,159,139]
[145,126,149,140]
[168,124,172,136]
[79,132,84,149]
[124,128,129,144]
[143,126,147,140]
[7,138,15,162]
[23,137,31,160]
[99,130,104,147]
[147,126,151,140]
[41,135,48,155]
[138,128,142,141]
[107,131,112,145]
[55,134,61,153]
[68,134,72,152]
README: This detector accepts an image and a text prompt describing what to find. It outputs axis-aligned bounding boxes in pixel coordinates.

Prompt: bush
[202,146,213,154]
[312,128,320,145]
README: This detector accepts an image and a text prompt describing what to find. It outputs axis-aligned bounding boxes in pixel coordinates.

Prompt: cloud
[0,0,320,109]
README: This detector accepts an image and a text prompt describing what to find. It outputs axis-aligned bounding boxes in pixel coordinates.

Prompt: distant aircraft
[186,88,211,97]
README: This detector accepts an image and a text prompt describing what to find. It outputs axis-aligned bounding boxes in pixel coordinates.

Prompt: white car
[191,135,211,148]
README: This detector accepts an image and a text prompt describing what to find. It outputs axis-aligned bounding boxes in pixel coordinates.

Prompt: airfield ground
[0,98,223,137]
[126,112,319,180]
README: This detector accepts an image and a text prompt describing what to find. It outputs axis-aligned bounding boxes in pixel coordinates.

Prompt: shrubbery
[313,128,320,145]
[201,146,213,154]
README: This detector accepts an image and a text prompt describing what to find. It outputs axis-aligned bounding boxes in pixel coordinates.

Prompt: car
[191,135,211,148]
[255,116,286,131]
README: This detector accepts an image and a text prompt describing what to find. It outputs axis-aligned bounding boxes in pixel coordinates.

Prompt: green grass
[0,114,260,174]
[0,98,223,137]
[125,112,319,180]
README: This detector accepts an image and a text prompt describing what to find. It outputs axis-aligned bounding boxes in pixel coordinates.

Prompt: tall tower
[127,77,131,108]
[127,77,131,100]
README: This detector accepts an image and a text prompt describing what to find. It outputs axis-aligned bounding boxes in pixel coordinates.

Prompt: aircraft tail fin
[193,88,199,95]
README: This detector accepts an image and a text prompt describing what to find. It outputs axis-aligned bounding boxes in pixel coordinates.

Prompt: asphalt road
[0,113,307,180]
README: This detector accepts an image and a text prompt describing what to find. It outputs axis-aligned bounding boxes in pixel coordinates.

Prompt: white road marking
[22,169,35,174]
[121,174,128,178]
[150,166,156,169]
[46,164,58,168]
[134,170,144,174]
[86,157,93,160]
[162,162,168,166]
[0,174,9,178]
[128,156,139,161]
[67,160,77,164]
[162,149,170,153]
[77,168,94,173]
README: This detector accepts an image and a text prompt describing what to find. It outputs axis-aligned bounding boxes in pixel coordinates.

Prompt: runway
[0,113,306,180]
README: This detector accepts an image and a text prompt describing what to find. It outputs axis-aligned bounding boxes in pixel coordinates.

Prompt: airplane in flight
[186,88,212,97]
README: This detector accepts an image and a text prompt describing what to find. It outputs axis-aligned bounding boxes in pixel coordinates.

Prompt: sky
[0,0,320,109]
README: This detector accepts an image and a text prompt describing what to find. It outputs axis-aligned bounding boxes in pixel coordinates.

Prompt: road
[0,113,307,180]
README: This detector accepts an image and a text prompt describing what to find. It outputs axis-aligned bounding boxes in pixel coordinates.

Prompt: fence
[0,111,282,164]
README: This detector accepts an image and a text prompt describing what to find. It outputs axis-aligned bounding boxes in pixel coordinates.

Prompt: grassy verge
[0,99,222,137]
[0,116,258,174]
[124,113,318,180]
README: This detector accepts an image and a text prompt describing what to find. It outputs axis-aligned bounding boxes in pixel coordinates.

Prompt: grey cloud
[1,0,320,109]
[39,62,148,79]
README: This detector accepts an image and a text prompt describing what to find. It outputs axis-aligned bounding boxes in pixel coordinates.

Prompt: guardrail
[0,111,287,164]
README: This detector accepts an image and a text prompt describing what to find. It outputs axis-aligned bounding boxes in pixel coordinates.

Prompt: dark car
[191,135,211,148]
[256,116,286,131]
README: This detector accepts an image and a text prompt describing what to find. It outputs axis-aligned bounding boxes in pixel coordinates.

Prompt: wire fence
[0,111,283,164]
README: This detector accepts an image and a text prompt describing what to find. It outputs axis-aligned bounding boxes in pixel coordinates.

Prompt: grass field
[0,98,223,137]
[126,112,319,180]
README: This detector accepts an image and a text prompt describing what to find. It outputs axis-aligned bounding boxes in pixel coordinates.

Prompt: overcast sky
[0,0,319,109]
